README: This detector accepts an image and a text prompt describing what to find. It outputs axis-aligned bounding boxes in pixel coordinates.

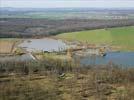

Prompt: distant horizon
[1,7,134,9]
[1,0,134,8]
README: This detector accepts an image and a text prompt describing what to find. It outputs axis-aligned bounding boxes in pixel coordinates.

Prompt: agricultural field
[57,26,134,51]
[1,8,134,19]
[0,39,16,54]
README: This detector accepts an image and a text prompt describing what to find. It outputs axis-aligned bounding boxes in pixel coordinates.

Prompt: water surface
[74,52,134,67]
[19,38,67,52]
[0,54,33,62]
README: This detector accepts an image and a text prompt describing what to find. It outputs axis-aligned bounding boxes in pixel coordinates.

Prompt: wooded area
[0,18,134,38]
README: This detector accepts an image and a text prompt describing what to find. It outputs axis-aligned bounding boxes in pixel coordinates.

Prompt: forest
[0,18,134,38]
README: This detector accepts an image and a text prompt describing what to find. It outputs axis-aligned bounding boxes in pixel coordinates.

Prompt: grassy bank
[57,26,134,51]
[35,52,72,61]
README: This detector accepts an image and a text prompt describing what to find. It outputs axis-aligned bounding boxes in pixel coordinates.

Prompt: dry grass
[0,40,16,54]
[35,52,72,61]
[0,67,134,100]
[0,58,134,100]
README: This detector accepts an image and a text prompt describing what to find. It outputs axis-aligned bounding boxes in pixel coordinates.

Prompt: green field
[57,26,134,51]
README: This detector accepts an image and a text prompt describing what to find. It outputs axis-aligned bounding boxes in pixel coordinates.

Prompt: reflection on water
[74,52,134,67]
[19,38,67,52]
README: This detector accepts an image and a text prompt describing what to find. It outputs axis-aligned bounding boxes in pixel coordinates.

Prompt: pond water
[19,38,68,52]
[74,52,134,67]
[0,54,33,62]
[0,52,134,67]
[1,38,134,67]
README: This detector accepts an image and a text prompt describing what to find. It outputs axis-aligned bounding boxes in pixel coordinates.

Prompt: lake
[19,38,68,52]
[74,52,134,67]
[0,52,134,68]
[1,38,134,67]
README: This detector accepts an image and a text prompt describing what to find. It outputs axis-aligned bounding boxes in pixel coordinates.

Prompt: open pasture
[57,26,134,51]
